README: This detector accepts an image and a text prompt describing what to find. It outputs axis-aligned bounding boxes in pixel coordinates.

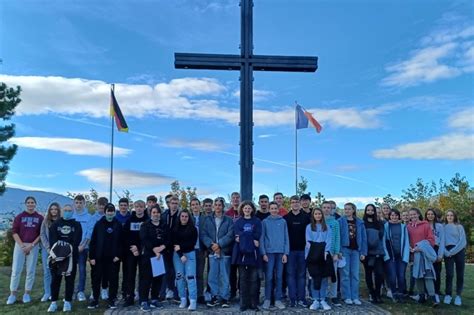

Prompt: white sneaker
[6,295,16,305]
[41,294,51,302]
[275,300,286,309]
[179,297,188,308]
[454,296,462,306]
[320,300,332,311]
[188,299,197,311]
[22,293,31,303]
[410,294,420,301]
[166,289,174,299]
[387,289,393,299]
[76,291,86,302]
[101,288,109,300]
[262,300,271,309]
[435,294,440,303]
[309,300,320,310]
[47,302,57,312]
[444,295,452,305]
[353,299,362,305]
[344,298,353,305]
[63,301,72,312]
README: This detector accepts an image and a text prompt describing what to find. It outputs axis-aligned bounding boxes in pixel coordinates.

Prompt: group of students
[5,192,467,312]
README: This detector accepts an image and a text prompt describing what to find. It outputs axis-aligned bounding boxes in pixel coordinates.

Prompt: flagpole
[109,84,115,203]
[295,101,298,195]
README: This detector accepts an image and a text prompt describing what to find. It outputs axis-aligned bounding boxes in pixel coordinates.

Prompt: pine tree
[0,82,21,195]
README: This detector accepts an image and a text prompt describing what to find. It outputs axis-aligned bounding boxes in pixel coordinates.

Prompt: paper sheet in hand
[150,256,165,277]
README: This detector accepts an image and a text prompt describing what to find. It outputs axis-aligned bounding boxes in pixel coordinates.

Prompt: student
[338,202,367,305]
[138,205,169,311]
[88,203,122,309]
[383,209,410,303]
[401,210,410,225]
[7,196,44,305]
[190,198,206,304]
[260,201,288,310]
[300,194,312,217]
[232,201,262,311]
[381,204,391,222]
[328,200,340,220]
[161,195,180,301]
[145,195,158,217]
[115,198,131,226]
[91,197,109,301]
[321,201,341,306]
[122,200,149,306]
[40,202,61,302]
[407,207,438,307]
[306,208,333,311]
[256,194,270,221]
[171,210,199,310]
[284,195,311,307]
[72,195,93,302]
[443,210,467,306]
[200,197,234,308]
[202,198,213,216]
[425,208,444,303]
[47,204,82,313]
[226,192,241,300]
[273,192,288,216]
[362,204,385,304]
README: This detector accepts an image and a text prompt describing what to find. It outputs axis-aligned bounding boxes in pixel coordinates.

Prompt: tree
[297,176,308,196]
[169,180,197,210]
[0,83,21,195]
[401,178,438,210]
[115,189,134,210]
[312,191,326,208]
[374,194,402,209]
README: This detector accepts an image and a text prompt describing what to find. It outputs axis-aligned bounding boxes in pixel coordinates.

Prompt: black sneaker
[150,299,163,309]
[87,300,99,309]
[123,298,134,307]
[207,296,220,307]
[221,299,230,308]
[197,296,206,305]
[108,300,117,309]
[331,297,342,307]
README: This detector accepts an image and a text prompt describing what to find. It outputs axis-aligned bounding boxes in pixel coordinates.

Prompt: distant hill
[0,188,72,215]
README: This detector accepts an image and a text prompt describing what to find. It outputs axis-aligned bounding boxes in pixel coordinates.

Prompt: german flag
[110,89,128,132]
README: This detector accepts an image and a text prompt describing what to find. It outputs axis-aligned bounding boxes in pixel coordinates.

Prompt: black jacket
[89,217,122,260]
[123,212,149,254]
[306,241,336,289]
[49,218,82,262]
[140,220,170,258]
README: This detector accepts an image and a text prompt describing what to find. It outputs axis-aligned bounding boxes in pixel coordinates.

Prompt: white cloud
[373,133,474,160]
[233,89,275,102]
[448,107,474,129]
[163,139,225,151]
[254,167,274,173]
[382,20,474,87]
[8,137,131,157]
[1,74,387,129]
[257,134,276,138]
[77,168,173,188]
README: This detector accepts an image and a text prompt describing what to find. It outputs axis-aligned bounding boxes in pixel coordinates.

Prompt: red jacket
[225,207,240,222]
[407,220,434,248]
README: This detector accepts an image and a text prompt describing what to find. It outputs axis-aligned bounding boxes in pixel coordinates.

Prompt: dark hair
[409,207,423,221]
[25,196,37,204]
[119,197,129,205]
[165,194,173,201]
[444,209,460,224]
[231,192,240,198]
[238,200,256,217]
[259,194,269,201]
[146,195,158,202]
[300,194,311,201]
[190,197,201,205]
[97,197,108,206]
[268,201,279,208]
[344,202,357,216]
[310,208,327,232]
[363,203,378,222]
[321,201,331,207]
[74,194,85,202]
[178,209,194,226]
[290,195,300,202]
[105,203,116,213]
[273,192,283,198]
[389,209,401,221]
[425,208,440,230]
[150,204,162,214]
[202,198,213,205]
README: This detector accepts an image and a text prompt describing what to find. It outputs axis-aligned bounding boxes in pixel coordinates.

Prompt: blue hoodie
[260,215,289,256]
[232,216,262,266]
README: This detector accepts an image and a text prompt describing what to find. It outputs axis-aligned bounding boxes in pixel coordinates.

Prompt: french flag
[295,104,322,133]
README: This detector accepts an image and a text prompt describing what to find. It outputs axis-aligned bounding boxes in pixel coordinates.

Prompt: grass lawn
[0,263,472,314]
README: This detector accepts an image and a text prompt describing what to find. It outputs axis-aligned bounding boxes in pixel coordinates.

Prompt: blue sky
[1,0,473,207]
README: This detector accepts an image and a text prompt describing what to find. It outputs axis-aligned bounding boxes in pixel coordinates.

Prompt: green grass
[1,263,473,314]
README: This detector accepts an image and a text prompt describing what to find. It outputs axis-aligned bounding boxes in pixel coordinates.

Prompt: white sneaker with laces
[353,299,362,305]
[166,289,174,299]
[275,300,286,310]
[188,299,197,311]
[262,300,271,309]
[344,298,353,305]
[444,295,452,305]
[320,300,332,310]
[101,288,109,300]
[76,291,86,302]
[454,296,462,306]
[22,293,31,303]
[179,298,188,308]
[63,301,72,312]
[309,300,320,310]
[6,295,16,305]
[41,294,51,302]
[47,302,57,312]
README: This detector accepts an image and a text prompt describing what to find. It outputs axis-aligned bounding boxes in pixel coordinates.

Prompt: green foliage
[374,193,402,209]
[401,178,439,210]
[66,188,99,214]
[115,189,134,210]
[0,82,21,195]
[296,176,308,196]
[0,214,15,266]
[169,180,197,210]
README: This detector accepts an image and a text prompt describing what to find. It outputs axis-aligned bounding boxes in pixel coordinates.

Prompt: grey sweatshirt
[260,215,290,255]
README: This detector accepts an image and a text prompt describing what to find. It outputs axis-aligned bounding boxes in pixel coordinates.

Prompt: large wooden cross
[175,0,318,201]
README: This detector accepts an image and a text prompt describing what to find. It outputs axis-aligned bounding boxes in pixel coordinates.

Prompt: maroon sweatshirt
[12,211,44,243]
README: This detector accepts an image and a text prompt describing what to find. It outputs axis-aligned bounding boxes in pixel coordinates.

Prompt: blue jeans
[40,243,51,296]
[386,257,407,296]
[340,248,360,300]
[264,253,284,301]
[76,249,88,293]
[208,254,231,300]
[173,251,197,300]
[311,277,328,301]
[286,250,306,302]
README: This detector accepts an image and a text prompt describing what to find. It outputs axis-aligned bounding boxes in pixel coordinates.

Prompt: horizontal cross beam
[175,53,318,72]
